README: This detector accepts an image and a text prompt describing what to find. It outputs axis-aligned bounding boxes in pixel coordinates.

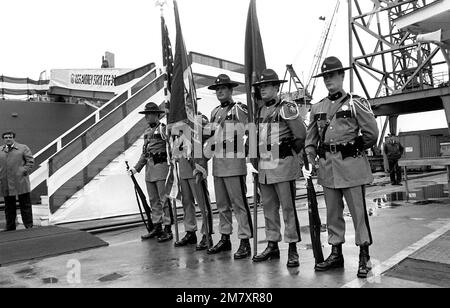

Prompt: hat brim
[252,79,288,87]
[312,66,351,78]
[139,110,165,114]
[207,82,240,90]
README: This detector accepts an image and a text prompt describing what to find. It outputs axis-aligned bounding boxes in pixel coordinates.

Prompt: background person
[0,131,34,231]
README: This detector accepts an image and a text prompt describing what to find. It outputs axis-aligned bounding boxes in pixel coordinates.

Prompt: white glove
[302,164,313,180]
[246,162,258,174]
[129,167,137,175]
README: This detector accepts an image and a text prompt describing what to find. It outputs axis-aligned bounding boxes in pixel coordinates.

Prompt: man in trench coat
[0,131,34,231]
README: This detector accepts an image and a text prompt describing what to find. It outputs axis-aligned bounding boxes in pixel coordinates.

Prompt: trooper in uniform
[204,74,253,259]
[171,113,214,250]
[302,56,379,278]
[130,102,174,242]
[251,69,306,267]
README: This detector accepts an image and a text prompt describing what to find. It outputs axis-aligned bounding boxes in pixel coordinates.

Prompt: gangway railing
[30,64,157,191]
[31,63,156,171]
[30,67,165,213]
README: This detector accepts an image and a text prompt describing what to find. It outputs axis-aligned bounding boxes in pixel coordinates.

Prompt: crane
[281,0,340,107]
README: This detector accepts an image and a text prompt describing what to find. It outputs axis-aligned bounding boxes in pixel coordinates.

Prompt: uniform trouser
[4,193,33,231]
[214,175,253,239]
[180,178,213,235]
[388,159,402,183]
[146,180,172,226]
[323,186,373,246]
[260,181,301,243]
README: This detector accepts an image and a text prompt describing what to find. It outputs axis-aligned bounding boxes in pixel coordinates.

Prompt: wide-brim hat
[207,74,239,90]
[313,56,351,78]
[252,69,287,87]
[138,102,165,114]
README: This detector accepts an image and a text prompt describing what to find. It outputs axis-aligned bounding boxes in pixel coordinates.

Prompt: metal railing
[30,65,157,190]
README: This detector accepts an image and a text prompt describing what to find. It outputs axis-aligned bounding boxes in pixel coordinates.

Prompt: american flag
[161,13,180,200]
[161,15,173,108]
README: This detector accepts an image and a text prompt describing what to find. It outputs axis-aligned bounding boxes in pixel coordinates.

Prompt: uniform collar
[220,100,233,108]
[327,90,344,101]
[264,98,277,107]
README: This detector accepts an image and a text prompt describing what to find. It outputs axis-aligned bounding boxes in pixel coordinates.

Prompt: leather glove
[302,163,313,180]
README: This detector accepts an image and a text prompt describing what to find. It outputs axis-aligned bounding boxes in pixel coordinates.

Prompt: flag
[245,0,266,161]
[160,11,179,200]
[161,15,174,105]
[168,0,197,126]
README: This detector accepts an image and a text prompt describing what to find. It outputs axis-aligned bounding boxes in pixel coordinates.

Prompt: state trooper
[251,69,306,267]
[204,74,253,259]
[130,102,174,242]
[302,56,379,278]
[171,114,214,250]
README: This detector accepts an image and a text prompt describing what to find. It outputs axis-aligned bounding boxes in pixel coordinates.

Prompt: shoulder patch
[280,101,299,120]
[235,102,248,114]
[350,94,373,115]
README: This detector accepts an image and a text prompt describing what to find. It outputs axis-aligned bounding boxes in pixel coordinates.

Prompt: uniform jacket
[305,92,379,189]
[383,141,404,161]
[134,122,170,182]
[257,99,306,184]
[207,101,248,177]
[0,142,34,197]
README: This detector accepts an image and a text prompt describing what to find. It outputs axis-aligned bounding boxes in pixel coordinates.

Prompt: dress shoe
[314,244,344,271]
[141,223,162,240]
[233,239,251,259]
[196,234,213,251]
[287,243,299,267]
[175,231,197,247]
[252,241,280,262]
[357,245,372,278]
[207,234,231,254]
[157,225,173,242]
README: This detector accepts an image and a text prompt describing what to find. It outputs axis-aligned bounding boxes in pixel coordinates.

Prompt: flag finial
[155,0,167,15]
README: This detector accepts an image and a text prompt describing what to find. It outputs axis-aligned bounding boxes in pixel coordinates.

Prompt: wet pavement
[1,172,449,288]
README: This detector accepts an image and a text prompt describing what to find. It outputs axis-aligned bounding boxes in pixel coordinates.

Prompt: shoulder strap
[320,94,350,143]
[213,102,235,127]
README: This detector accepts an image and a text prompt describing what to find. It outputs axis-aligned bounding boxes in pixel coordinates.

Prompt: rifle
[302,152,324,265]
[125,161,154,232]
[199,177,213,248]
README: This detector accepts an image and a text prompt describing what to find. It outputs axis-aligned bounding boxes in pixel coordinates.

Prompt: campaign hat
[207,74,239,90]
[252,69,287,86]
[138,102,165,114]
[313,56,351,78]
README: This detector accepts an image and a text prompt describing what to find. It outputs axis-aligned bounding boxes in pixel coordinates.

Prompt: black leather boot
[196,234,213,251]
[287,243,299,267]
[233,239,251,259]
[314,244,344,271]
[207,234,231,254]
[252,241,280,262]
[174,231,197,247]
[157,225,173,242]
[357,245,371,278]
[141,223,162,240]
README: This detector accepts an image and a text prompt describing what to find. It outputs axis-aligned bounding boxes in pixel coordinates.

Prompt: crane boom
[307,0,340,98]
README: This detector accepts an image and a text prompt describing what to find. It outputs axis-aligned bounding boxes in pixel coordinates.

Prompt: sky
[1,0,448,132]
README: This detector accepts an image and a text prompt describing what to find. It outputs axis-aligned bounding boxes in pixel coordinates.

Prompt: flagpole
[157,0,179,242]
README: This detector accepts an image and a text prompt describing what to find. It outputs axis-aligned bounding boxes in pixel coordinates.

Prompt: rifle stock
[302,153,324,264]
[125,161,154,232]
